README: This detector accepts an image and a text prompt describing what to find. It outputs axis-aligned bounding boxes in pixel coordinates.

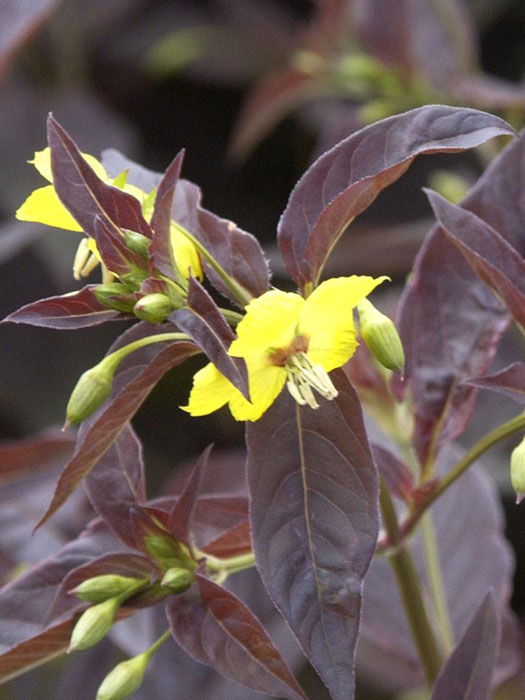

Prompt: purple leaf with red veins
[47,115,152,240]
[83,425,146,548]
[35,323,198,529]
[168,444,212,544]
[246,370,378,700]
[426,189,525,328]
[2,285,122,329]
[166,572,307,700]
[171,276,249,399]
[93,215,146,277]
[465,362,525,405]
[195,207,270,304]
[149,151,185,279]
[431,593,500,700]
[397,131,525,465]
[278,105,514,291]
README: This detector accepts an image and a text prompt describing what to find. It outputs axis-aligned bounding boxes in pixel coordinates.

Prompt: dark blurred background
[1,1,525,698]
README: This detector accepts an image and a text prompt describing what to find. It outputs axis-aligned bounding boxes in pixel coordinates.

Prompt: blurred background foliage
[0,1,525,698]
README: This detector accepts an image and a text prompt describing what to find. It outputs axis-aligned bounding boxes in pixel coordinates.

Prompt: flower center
[284,352,338,409]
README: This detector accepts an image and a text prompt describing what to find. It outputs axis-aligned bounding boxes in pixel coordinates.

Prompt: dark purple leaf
[48,115,152,241]
[0,520,124,682]
[426,189,525,327]
[36,324,199,529]
[83,425,145,548]
[101,149,202,235]
[2,285,122,329]
[167,573,307,700]
[357,461,519,693]
[191,495,249,554]
[149,151,185,279]
[397,131,525,464]
[371,443,414,503]
[196,207,270,304]
[168,445,212,544]
[246,370,378,700]
[431,593,499,700]
[465,362,525,405]
[278,105,514,291]
[0,430,74,483]
[171,276,249,399]
[47,552,159,624]
[0,0,62,81]
[93,215,145,277]
[199,521,252,559]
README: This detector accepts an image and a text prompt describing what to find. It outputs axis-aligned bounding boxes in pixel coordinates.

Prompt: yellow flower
[182,275,388,421]
[16,148,202,281]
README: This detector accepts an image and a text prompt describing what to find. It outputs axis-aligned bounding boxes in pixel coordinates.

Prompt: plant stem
[421,512,454,654]
[204,551,256,584]
[105,332,192,370]
[379,480,443,686]
[397,410,525,542]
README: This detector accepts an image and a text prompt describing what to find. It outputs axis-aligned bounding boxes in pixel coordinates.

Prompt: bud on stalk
[133,293,172,324]
[96,652,149,700]
[71,575,148,603]
[65,358,116,427]
[160,567,194,593]
[69,596,121,652]
[357,298,405,372]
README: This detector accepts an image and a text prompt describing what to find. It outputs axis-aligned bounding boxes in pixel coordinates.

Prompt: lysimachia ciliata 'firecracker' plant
[2,104,525,700]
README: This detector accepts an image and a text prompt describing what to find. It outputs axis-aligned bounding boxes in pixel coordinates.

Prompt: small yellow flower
[182,275,388,421]
[16,148,202,281]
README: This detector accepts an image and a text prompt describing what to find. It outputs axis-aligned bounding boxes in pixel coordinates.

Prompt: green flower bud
[143,535,195,570]
[71,575,148,603]
[65,360,115,426]
[96,652,149,700]
[133,294,172,324]
[160,567,194,593]
[94,283,136,313]
[511,436,525,504]
[357,298,405,372]
[120,270,148,291]
[69,596,120,652]
[124,230,150,261]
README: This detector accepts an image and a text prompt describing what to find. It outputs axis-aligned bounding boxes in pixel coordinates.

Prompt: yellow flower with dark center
[182,275,388,421]
[16,148,201,281]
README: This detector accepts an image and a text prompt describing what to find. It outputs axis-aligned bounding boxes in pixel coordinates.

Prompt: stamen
[284,352,338,408]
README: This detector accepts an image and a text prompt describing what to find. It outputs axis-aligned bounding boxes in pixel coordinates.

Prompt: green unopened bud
[69,596,120,652]
[133,293,172,324]
[357,298,405,372]
[161,567,194,593]
[71,575,147,603]
[511,436,525,504]
[65,360,115,426]
[144,535,195,570]
[94,283,136,313]
[120,270,148,291]
[96,652,149,700]
[124,230,150,260]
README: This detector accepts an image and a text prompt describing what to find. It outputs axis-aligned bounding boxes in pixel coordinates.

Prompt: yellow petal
[180,363,234,416]
[16,185,82,231]
[228,358,285,421]
[299,276,388,371]
[229,290,303,359]
[30,147,107,182]
[170,224,203,280]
